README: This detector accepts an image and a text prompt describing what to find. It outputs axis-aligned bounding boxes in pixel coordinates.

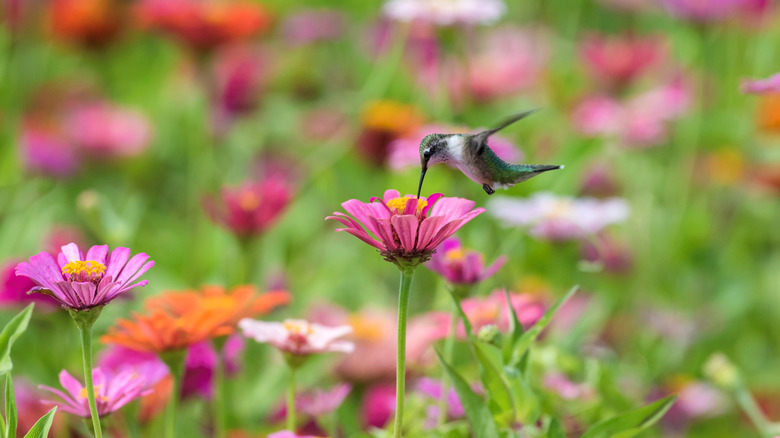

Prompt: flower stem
[393,266,416,438]
[287,365,297,432]
[160,350,187,438]
[438,303,460,426]
[214,339,227,438]
[78,324,103,438]
[735,386,774,437]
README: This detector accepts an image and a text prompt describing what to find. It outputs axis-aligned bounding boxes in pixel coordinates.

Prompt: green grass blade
[580,395,677,438]
[0,304,34,376]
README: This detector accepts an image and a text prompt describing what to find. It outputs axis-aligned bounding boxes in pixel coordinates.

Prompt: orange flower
[101,308,234,353]
[135,0,272,52]
[757,92,780,133]
[49,0,122,47]
[145,284,290,331]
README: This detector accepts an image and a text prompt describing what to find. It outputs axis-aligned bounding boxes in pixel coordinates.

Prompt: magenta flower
[203,178,293,238]
[362,384,396,429]
[741,72,780,94]
[660,0,750,22]
[327,189,485,267]
[416,377,465,427]
[20,122,80,177]
[388,124,521,171]
[40,368,152,417]
[239,318,354,356]
[426,238,506,286]
[488,193,630,241]
[579,33,665,89]
[15,242,154,310]
[211,45,268,135]
[382,0,506,25]
[268,432,324,438]
[0,261,59,308]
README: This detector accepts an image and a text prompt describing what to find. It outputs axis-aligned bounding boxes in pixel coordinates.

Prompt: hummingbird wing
[472,108,539,155]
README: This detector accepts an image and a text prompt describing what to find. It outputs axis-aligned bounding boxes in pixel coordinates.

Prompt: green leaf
[473,342,515,425]
[5,374,16,438]
[451,296,476,342]
[504,367,540,424]
[502,288,525,365]
[22,407,57,438]
[435,349,500,438]
[0,304,34,375]
[510,286,578,367]
[580,395,677,438]
[547,418,566,438]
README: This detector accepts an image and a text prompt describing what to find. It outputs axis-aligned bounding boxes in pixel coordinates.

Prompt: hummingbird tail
[509,164,564,184]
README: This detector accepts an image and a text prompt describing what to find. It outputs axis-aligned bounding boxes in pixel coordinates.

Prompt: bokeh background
[1,0,780,436]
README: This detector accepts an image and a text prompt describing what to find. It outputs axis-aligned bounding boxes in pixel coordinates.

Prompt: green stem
[735,386,773,437]
[438,306,460,426]
[161,350,187,438]
[78,324,103,438]
[214,340,227,438]
[393,266,416,438]
[287,366,297,432]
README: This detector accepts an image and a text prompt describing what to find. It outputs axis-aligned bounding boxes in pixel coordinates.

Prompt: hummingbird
[417,109,564,197]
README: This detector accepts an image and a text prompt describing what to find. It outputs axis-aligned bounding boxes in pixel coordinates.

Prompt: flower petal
[59,243,83,265]
[104,247,130,280]
[390,215,419,252]
[85,245,109,265]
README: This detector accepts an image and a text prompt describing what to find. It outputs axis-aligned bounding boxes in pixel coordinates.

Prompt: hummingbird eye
[423,149,431,159]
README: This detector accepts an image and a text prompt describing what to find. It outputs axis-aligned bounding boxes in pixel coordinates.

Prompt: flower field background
[1,0,779,437]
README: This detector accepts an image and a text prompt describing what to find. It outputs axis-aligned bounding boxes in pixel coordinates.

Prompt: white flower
[487,193,630,241]
[239,318,355,355]
[383,0,506,26]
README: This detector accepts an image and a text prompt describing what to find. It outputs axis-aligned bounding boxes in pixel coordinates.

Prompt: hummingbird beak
[417,166,427,199]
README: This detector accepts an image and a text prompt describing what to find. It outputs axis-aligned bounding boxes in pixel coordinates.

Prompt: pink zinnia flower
[64,102,152,158]
[296,383,352,417]
[362,384,396,429]
[431,290,546,340]
[15,242,154,310]
[20,122,80,177]
[203,178,293,238]
[268,432,324,438]
[388,124,521,171]
[426,238,506,286]
[382,0,506,25]
[0,260,59,308]
[579,33,665,89]
[487,193,630,241]
[239,318,354,356]
[741,72,780,94]
[40,368,152,417]
[327,189,485,267]
[416,377,465,427]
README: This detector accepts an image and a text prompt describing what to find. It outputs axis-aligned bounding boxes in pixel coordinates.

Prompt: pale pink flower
[487,193,630,241]
[268,431,324,438]
[579,33,665,89]
[281,10,344,46]
[543,372,594,400]
[741,72,780,94]
[383,0,506,25]
[431,290,546,340]
[64,102,151,158]
[327,189,485,267]
[388,124,521,171]
[40,368,152,417]
[571,96,623,137]
[296,383,352,417]
[15,242,154,310]
[461,26,548,102]
[426,237,506,286]
[239,318,354,356]
[660,0,751,22]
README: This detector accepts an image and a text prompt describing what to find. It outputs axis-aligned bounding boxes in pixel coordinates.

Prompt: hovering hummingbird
[417,109,564,197]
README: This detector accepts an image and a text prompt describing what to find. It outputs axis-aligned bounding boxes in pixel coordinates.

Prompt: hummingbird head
[419,133,450,172]
[417,133,449,198]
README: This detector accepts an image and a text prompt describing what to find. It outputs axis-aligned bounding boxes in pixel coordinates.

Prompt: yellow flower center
[361,100,422,134]
[444,248,466,263]
[61,260,106,282]
[386,196,427,214]
[283,320,313,336]
[347,314,385,342]
[79,384,109,402]
[547,200,573,219]
[239,190,260,211]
